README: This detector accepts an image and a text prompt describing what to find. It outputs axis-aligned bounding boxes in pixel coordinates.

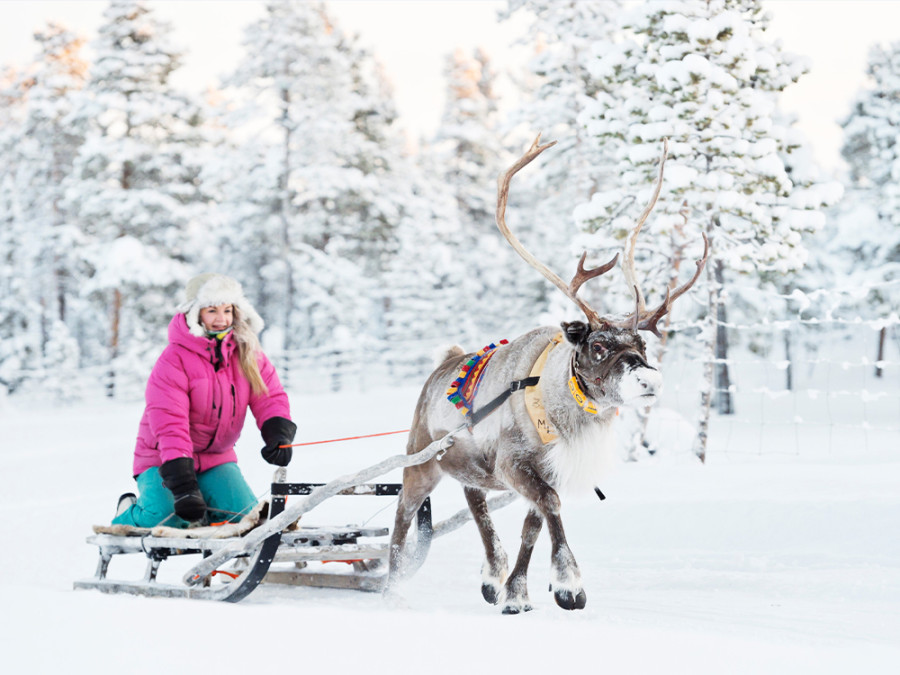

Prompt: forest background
[1,0,897,461]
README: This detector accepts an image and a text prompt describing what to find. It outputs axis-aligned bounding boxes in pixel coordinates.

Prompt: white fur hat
[176,273,264,338]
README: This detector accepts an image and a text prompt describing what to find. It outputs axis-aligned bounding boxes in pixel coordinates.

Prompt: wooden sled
[74,431,453,602]
[74,480,431,601]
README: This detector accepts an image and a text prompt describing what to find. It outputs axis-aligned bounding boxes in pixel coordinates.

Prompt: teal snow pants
[112,461,258,528]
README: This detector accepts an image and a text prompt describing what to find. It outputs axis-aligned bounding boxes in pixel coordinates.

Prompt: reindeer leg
[504,464,586,611]
[385,462,441,593]
[501,507,543,614]
[463,487,509,605]
[543,504,587,610]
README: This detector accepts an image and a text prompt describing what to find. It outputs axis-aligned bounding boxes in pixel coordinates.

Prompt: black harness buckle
[510,376,540,392]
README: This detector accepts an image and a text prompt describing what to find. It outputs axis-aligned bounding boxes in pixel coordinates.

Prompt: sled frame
[74,480,432,602]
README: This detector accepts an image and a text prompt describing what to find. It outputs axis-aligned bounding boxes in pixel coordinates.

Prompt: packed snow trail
[1,386,898,674]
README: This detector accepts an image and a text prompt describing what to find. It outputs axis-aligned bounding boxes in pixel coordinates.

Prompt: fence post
[875,326,886,378]
[714,260,733,415]
[784,328,793,391]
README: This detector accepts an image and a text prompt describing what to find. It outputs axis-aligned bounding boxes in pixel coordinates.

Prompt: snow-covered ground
[1,383,898,674]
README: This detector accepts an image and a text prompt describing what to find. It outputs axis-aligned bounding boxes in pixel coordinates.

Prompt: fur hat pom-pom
[176,273,264,337]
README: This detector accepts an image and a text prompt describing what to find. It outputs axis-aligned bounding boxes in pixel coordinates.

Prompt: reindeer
[386,136,708,613]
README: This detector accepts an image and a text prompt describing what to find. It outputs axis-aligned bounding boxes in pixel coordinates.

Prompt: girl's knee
[199,463,257,519]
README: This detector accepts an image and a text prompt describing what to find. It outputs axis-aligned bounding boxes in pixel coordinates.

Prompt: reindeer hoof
[501,601,532,615]
[553,588,587,610]
[481,583,501,605]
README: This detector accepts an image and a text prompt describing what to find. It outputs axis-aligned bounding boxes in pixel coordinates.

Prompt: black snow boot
[115,492,136,518]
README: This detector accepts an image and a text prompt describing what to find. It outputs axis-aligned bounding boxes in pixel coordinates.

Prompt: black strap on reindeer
[469,376,540,427]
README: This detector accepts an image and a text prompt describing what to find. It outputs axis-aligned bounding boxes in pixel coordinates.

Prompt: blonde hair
[232,306,268,395]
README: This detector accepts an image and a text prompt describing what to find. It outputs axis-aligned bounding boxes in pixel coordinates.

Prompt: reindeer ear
[561,321,590,345]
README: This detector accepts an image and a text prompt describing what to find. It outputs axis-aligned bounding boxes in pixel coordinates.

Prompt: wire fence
[262,311,899,458]
[653,306,899,458]
[4,287,898,460]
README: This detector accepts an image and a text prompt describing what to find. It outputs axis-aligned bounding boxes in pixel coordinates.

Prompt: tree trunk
[52,152,68,325]
[40,296,49,361]
[694,254,718,464]
[784,329,793,391]
[108,151,131,399]
[636,238,682,458]
[279,79,295,355]
[713,259,733,415]
[56,269,67,323]
[108,288,122,398]
[875,326,886,378]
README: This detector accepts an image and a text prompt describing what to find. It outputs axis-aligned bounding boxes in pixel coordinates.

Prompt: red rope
[281,429,410,448]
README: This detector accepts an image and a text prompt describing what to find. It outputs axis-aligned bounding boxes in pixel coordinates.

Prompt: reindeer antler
[612,139,710,337]
[622,138,669,315]
[497,134,707,337]
[496,134,618,328]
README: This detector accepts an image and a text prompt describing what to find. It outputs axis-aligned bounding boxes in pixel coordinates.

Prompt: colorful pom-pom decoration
[445,340,508,419]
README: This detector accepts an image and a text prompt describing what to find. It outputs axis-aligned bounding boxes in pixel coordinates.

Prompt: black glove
[159,457,207,522]
[260,416,297,466]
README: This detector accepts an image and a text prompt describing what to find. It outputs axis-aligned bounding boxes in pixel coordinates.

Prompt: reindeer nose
[626,367,662,404]
[637,369,661,394]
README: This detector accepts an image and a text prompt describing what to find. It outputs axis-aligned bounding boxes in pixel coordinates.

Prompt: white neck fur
[541,416,618,497]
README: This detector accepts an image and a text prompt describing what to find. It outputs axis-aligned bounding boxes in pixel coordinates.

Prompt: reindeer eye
[591,343,607,355]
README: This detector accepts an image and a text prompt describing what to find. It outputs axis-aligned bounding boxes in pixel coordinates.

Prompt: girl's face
[199,304,234,333]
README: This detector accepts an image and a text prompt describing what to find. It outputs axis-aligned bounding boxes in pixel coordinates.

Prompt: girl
[113,273,296,528]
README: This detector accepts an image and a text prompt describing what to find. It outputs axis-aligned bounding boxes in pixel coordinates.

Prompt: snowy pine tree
[0,66,36,396]
[575,0,839,458]
[14,24,89,397]
[425,47,526,342]
[840,40,900,372]
[502,0,625,324]
[0,25,91,398]
[62,0,207,397]
[433,48,503,231]
[379,174,462,379]
[215,0,423,354]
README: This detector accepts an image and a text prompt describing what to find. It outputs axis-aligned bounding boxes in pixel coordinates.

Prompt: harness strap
[469,376,540,427]
[525,333,564,443]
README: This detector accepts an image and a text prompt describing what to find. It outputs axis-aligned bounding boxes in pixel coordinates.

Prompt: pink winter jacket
[132,314,292,476]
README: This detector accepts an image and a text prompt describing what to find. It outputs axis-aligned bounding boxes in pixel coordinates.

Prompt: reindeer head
[496,135,709,410]
[562,320,662,409]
